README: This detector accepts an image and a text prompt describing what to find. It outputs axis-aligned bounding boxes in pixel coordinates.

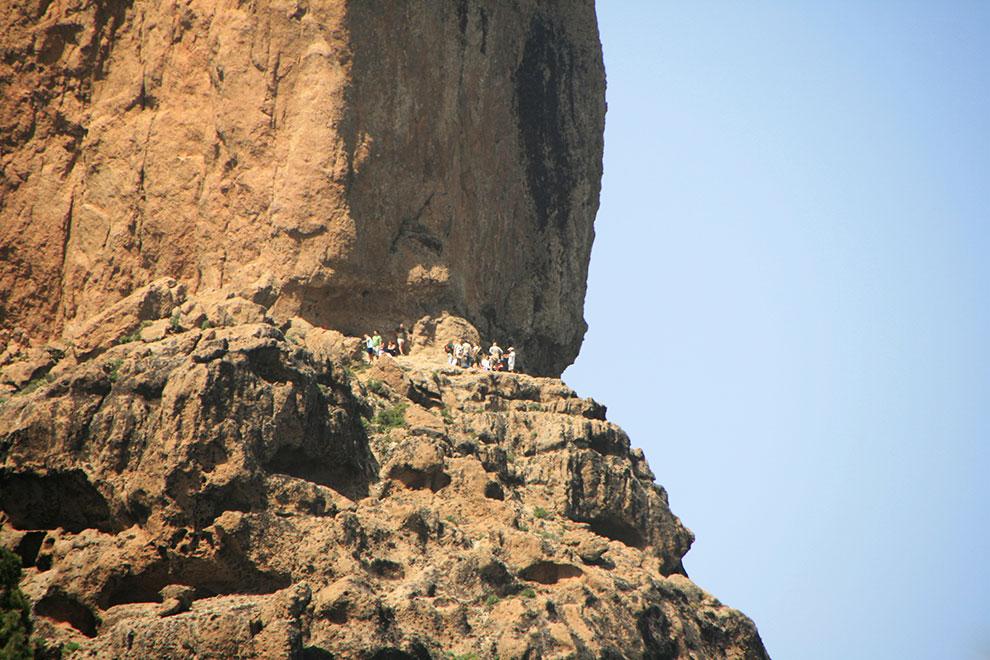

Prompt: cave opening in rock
[265,444,370,500]
[0,469,116,532]
[585,515,646,549]
[518,560,583,585]
[34,591,99,637]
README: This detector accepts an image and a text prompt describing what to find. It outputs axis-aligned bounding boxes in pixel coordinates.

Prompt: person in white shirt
[506,347,516,372]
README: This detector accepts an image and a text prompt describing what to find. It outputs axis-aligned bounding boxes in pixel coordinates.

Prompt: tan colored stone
[0,0,604,376]
[0,315,768,658]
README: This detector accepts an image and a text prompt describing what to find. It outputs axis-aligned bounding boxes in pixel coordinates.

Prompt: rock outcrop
[0,2,771,657]
[0,297,768,658]
[0,0,604,376]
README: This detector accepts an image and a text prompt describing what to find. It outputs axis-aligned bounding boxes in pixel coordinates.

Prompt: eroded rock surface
[0,301,768,658]
[0,0,604,376]
[0,2,771,657]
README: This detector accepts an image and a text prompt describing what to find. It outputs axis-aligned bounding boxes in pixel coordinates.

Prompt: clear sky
[562,2,990,659]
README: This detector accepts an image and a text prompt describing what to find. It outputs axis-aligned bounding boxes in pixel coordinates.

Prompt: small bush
[16,373,53,396]
[106,358,124,383]
[520,588,537,599]
[62,641,82,656]
[0,547,33,659]
[440,407,454,424]
[117,320,151,345]
[365,379,388,396]
[200,318,213,330]
[169,312,181,333]
[373,402,408,430]
[484,594,500,607]
[533,507,550,520]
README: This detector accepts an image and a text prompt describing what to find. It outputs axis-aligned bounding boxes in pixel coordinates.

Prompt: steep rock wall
[0,0,604,376]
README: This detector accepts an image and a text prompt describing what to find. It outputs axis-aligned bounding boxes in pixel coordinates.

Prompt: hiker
[444,340,456,366]
[506,347,516,372]
[489,341,503,364]
[395,323,409,355]
[370,331,383,358]
[363,334,375,362]
[385,340,399,357]
[481,354,491,371]
[472,344,482,368]
[460,340,473,368]
[452,340,465,367]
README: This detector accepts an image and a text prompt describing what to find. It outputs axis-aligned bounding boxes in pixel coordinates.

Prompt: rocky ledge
[0,283,768,658]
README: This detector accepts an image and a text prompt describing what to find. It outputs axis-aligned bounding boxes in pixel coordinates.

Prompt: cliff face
[0,286,768,658]
[0,3,771,658]
[0,0,604,376]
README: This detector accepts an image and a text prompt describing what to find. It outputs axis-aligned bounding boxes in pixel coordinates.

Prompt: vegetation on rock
[0,548,33,659]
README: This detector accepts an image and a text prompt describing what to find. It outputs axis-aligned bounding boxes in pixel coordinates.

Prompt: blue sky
[562,2,990,658]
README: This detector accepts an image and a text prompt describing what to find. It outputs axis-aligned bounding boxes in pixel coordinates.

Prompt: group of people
[361,324,518,373]
[363,323,410,360]
[444,339,517,372]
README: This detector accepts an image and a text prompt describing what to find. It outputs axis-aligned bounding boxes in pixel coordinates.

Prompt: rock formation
[1,0,603,376]
[0,285,768,658]
[0,1,771,658]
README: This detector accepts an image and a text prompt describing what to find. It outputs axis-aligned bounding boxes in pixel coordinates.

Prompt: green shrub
[439,407,454,424]
[200,318,213,330]
[373,402,408,430]
[106,358,124,383]
[484,594,499,607]
[365,379,388,396]
[533,507,550,520]
[520,588,536,599]
[16,373,53,396]
[117,320,151,345]
[0,547,33,659]
[169,312,182,333]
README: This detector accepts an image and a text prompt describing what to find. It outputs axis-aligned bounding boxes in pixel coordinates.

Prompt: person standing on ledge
[506,346,516,372]
[370,331,383,358]
[489,341,503,367]
[395,323,409,355]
